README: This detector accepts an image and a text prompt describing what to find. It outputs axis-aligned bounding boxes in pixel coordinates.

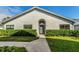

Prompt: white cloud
[7,7,23,15]
[0,14,11,21]
[0,6,23,21]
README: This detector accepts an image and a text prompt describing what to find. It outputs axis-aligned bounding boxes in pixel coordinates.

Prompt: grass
[0,36,36,42]
[0,46,27,52]
[46,36,79,52]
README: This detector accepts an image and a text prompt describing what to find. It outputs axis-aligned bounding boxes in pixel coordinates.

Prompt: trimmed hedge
[46,30,79,37]
[0,29,37,37]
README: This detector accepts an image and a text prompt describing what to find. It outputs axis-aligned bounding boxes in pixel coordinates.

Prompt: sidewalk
[26,35,51,52]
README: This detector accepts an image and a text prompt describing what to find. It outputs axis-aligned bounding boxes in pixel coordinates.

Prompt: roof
[0,21,2,25]
[74,19,79,22]
[74,19,79,25]
[1,7,75,24]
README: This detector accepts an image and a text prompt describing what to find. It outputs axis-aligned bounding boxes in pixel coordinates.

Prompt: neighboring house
[74,19,79,30]
[0,21,3,29]
[0,7,76,35]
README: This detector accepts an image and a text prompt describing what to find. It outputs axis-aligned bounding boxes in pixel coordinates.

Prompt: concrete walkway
[0,42,30,47]
[0,35,50,52]
[26,35,51,52]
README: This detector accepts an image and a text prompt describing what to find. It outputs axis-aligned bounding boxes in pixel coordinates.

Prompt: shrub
[0,29,37,37]
[0,29,17,36]
[0,29,37,42]
[11,30,36,37]
[46,30,79,37]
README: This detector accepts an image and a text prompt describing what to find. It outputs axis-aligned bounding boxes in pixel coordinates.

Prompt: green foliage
[14,47,27,52]
[11,30,36,37]
[46,30,79,37]
[0,46,27,52]
[0,29,37,37]
[23,29,37,36]
[0,29,17,36]
[0,29,37,42]
[46,36,79,52]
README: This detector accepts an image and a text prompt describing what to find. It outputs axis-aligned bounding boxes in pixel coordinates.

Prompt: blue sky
[0,6,79,20]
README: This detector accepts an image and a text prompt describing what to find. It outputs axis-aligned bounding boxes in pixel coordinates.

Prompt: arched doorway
[39,19,46,34]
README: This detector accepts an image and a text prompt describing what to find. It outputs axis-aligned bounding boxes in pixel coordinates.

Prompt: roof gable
[2,7,75,24]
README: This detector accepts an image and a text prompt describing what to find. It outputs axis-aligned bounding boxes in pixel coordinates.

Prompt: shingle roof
[1,7,75,24]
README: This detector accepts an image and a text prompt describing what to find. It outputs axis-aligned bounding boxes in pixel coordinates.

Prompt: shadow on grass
[46,38,79,52]
[0,37,36,42]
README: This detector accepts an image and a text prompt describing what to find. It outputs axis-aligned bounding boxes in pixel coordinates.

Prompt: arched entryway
[39,19,46,34]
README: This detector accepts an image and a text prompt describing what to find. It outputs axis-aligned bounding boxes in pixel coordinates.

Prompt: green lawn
[0,46,27,52]
[0,36,36,42]
[46,36,79,52]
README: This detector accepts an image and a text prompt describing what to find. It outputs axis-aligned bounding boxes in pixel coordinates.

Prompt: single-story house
[0,7,78,35]
[73,19,79,30]
[0,21,3,29]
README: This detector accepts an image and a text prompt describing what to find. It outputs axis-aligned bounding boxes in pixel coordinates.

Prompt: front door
[39,19,45,34]
[39,24,45,34]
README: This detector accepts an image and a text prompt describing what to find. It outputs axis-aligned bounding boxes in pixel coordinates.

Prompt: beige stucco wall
[3,10,74,35]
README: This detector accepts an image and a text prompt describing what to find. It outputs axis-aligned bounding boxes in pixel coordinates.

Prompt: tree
[2,16,11,21]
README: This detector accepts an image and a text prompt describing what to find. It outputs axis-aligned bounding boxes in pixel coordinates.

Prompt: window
[23,24,32,29]
[74,25,79,30]
[6,25,14,29]
[60,24,70,29]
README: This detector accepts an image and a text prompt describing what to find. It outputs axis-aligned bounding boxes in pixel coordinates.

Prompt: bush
[0,29,37,42]
[0,29,17,36]
[0,29,37,37]
[11,30,36,37]
[46,30,79,37]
